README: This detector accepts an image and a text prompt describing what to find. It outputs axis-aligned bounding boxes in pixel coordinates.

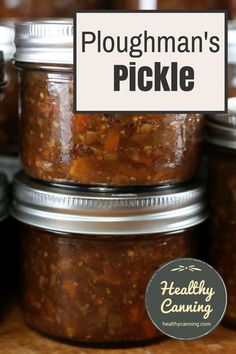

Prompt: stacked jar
[11,20,207,345]
[206,97,236,326]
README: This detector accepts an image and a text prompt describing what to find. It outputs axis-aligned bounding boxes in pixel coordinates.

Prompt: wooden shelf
[0,304,236,354]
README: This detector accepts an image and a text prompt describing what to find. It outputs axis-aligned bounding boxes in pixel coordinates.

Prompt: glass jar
[228,21,236,97]
[0,0,108,18]
[14,20,203,187]
[206,97,236,326]
[111,0,224,10]
[0,23,22,181]
[11,172,207,344]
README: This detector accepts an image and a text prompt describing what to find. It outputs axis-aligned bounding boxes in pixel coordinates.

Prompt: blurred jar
[228,21,236,97]
[0,0,108,18]
[0,22,21,181]
[111,0,224,10]
[0,173,10,306]
[206,97,236,325]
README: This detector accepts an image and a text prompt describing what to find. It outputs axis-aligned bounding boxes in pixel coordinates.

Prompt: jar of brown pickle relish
[0,0,108,18]
[0,23,22,181]
[206,97,236,326]
[14,20,204,187]
[11,173,207,345]
[111,0,224,10]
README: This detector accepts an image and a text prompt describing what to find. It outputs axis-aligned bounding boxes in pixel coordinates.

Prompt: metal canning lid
[229,20,236,64]
[0,173,8,222]
[0,21,15,61]
[14,19,73,64]
[11,173,207,236]
[205,97,236,150]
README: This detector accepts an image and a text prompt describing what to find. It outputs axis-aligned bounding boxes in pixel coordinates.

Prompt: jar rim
[11,173,207,235]
[14,19,73,64]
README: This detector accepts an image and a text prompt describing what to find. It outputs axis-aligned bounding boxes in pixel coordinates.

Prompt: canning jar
[206,97,236,325]
[0,23,22,181]
[11,172,207,344]
[228,21,236,97]
[14,20,203,187]
[111,0,224,10]
[0,0,108,18]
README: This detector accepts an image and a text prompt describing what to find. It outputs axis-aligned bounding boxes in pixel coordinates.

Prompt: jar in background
[206,97,236,326]
[229,1,236,19]
[0,23,22,182]
[111,0,224,10]
[0,173,11,305]
[11,173,207,344]
[228,21,236,97]
[0,0,108,18]
[0,172,20,300]
[14,20,203,186]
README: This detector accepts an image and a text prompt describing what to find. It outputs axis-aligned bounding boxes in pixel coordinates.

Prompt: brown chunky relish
[18,66,203,186]
[21,226,199,343]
